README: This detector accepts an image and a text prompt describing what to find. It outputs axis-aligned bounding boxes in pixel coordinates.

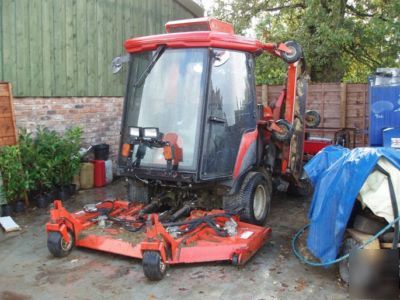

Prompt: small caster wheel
[232,254,240,266]
[305,110,321,128]
[272,119,294,143]
[142,251,167,281]
[47,231,74,257]
[281,41,302,63]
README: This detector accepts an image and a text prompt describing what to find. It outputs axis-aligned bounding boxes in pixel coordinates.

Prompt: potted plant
[19,129,44,208]
[43,127,82,201]
[31,128,60,206]
[0,145,31,213]
[63,127,83,195]
[0,171,12,216]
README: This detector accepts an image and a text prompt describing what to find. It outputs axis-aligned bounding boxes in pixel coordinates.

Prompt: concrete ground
[0,179,348,300]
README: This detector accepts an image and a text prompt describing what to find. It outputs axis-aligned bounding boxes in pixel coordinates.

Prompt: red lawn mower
[46,18,309,280]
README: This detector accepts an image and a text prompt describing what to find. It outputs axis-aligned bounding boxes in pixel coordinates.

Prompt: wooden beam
[340,83,347,128]
[261,84,268,105]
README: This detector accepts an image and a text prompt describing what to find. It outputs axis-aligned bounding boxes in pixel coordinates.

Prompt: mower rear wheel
[142,251,167,281]
[281,41,302,63]
[47,231,74,258]
[224,172,272,225]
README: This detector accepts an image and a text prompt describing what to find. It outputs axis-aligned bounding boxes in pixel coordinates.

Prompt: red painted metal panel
[124,31,280,58]
[233,129,258,179]
[46,201,271,267]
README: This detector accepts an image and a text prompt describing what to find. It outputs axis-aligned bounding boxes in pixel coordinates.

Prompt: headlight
[129,127,141,137]
[143,127,159,139]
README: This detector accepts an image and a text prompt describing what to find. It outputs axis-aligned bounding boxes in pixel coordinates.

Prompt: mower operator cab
[117,18,307,225]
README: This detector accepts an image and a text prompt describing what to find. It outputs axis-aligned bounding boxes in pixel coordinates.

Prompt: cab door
[200,50,257,180]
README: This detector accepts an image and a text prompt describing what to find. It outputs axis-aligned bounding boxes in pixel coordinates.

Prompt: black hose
[97,200,115,216]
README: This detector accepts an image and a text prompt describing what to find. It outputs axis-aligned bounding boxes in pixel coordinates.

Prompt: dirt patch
[106,265,131,279]
[35,260,104,285]
[79,225,146,244]
[0,291,32,300]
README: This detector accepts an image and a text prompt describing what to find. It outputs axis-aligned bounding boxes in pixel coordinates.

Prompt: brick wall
[13,97,124,161]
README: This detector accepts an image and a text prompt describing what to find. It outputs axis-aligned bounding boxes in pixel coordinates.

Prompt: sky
[193,0,214,16]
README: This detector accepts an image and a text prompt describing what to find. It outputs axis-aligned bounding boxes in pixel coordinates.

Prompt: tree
[212,0,400,83]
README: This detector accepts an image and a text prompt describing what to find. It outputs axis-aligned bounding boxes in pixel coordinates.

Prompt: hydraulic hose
[292,215,400,267]
[163,213,234,237]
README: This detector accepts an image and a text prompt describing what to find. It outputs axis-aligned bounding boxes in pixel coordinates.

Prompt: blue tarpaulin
[304,145,400,263]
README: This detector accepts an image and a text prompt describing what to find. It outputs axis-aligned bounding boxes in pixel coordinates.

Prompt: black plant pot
[1,204,13,216]
[28,190,39,203]
[45,191,55,204]
[68,184,77,196]
[36,194,49,209]
[59,185,71,201]
[13,201,25,214]
[53,186,61,200]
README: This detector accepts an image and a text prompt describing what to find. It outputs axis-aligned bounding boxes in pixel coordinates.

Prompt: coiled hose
[291,215,400,267]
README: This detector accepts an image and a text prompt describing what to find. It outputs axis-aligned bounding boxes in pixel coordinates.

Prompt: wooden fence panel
[0,82,18,146]
[256,83,369,146]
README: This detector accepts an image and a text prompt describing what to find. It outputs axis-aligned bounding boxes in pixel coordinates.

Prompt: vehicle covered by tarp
[304,145,400,263]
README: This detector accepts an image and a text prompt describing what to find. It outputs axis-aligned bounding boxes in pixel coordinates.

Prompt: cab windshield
[123,48,208,170]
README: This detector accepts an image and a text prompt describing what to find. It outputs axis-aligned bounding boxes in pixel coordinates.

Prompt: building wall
[13,97,124,160]
[0,0,203,97]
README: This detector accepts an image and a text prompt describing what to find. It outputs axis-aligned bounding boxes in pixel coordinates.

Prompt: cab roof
[124,18,280,56]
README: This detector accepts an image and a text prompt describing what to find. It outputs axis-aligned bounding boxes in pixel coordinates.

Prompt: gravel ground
[0,179,348,300]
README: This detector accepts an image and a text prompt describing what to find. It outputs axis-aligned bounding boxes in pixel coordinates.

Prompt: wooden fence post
[340,83,347,128]
[261,84,268,105]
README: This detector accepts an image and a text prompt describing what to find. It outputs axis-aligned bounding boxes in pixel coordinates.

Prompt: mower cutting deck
[46,200,271,280]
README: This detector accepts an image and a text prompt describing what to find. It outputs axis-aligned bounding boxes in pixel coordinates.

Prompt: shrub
[0,145,31,204]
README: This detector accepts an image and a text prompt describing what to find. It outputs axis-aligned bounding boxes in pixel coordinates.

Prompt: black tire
[272,119,294,143]
[339,237,360,284]
[47,231,74,258]
[281,41,302,63]
[223,172,271,225]
[127,179,149,203]
[232,254,240,266]
[142,251,167,281]
[305,110,321,128]
[287,178,313,197]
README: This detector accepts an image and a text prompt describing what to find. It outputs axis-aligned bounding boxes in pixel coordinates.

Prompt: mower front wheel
[142,251,167,281]
[47,231,74,258]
